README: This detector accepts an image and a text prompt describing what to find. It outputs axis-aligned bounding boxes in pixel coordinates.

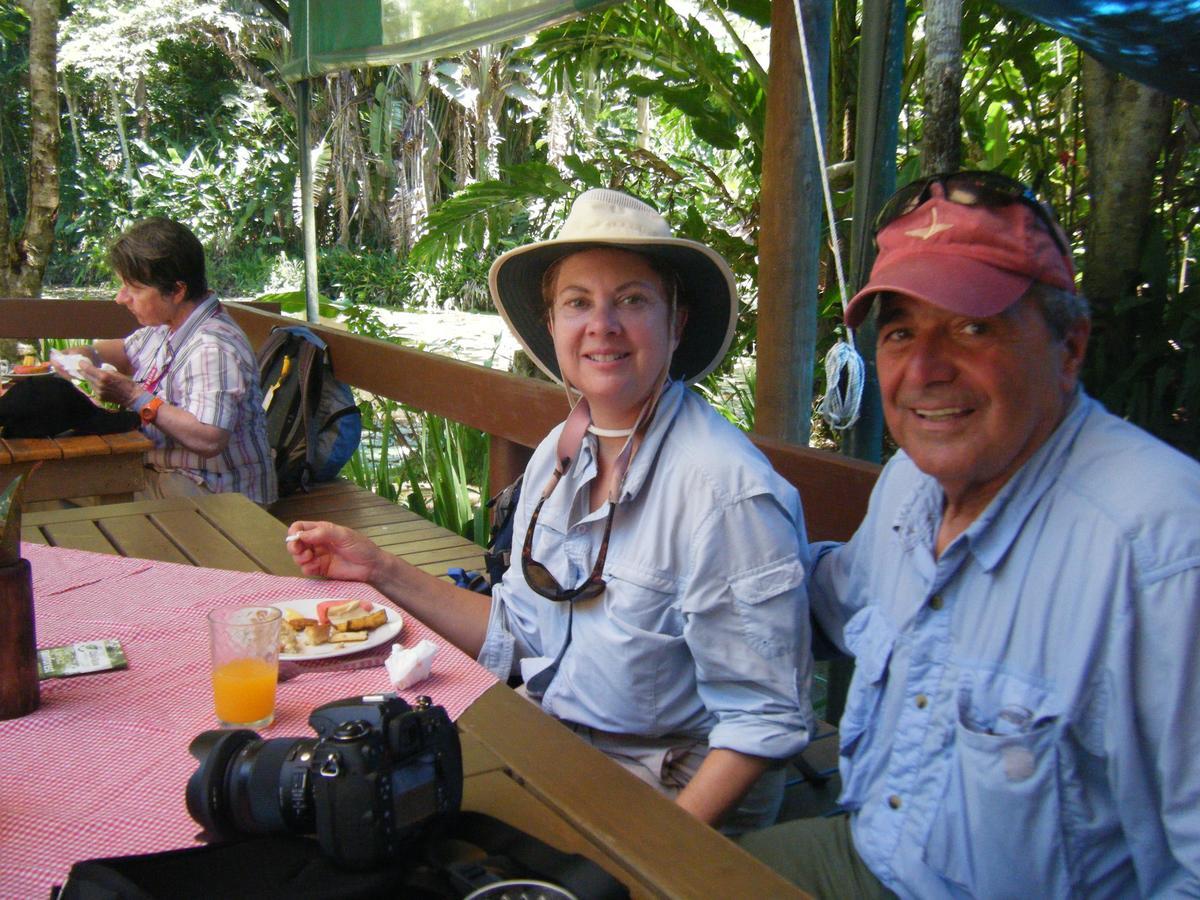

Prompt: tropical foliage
[1,0,1197,487]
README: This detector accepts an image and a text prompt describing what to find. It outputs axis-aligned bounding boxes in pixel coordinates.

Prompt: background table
[12,494,804,898]
[1,430,152,503]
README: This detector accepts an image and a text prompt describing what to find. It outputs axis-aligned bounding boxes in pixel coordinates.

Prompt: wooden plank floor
[268,479,486,577]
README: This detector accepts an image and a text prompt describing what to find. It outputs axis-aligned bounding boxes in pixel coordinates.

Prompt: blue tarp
[998,0,1200,102]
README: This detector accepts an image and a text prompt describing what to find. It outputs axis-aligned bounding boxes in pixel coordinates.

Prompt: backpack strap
[293,337,323,492]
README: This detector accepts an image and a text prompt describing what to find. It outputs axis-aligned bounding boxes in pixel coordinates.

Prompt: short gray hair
[1026,282,1090,340]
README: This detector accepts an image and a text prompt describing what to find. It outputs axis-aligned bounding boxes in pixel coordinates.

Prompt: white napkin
[384,640,438,690]
[50,350,116,380]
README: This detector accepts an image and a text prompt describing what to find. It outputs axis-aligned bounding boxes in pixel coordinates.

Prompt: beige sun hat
[487,189,739,385]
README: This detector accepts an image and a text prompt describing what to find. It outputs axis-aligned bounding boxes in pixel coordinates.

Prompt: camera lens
[187,729,318,840]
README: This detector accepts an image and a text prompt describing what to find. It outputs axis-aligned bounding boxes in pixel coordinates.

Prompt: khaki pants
[135,467,213,501]
[737,814,896,899]
[560,722,786,836]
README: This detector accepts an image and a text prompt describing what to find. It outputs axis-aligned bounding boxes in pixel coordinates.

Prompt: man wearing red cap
[741,172,1200,897]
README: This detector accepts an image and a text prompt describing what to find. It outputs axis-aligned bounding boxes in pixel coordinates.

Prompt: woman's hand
[77,358,142,408]
[286,521,385,584]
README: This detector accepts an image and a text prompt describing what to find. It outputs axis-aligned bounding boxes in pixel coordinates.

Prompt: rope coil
[791,0,864,431]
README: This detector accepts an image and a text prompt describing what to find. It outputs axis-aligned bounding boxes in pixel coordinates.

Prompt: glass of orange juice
[206,606,282,728]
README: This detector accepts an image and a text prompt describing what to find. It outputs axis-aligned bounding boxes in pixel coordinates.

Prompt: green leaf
[692,114,740,150]
[0,474,28,566]
[983,101,1010,170]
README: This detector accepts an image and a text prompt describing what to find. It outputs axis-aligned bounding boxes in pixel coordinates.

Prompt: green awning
[281,0,618,81]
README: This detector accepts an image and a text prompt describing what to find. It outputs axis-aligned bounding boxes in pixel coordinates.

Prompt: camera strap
[441,812,628,900]
[52,813,628,900]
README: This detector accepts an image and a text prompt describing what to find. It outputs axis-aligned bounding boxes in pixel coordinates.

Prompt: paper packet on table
[385,640,437,689]
[38,639,128,679]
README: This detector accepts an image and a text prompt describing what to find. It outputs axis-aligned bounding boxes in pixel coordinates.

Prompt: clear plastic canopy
[281,0,618,81]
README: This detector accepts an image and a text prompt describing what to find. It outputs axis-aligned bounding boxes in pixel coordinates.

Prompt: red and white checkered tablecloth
[0,544,498,898]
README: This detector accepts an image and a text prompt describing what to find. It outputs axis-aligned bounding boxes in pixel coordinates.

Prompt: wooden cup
[0,559,39,719]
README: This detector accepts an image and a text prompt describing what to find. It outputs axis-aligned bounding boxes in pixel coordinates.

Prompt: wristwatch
[140,396,165,425]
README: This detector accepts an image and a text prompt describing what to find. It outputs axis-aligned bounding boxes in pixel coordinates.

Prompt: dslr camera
[187,693,462,869]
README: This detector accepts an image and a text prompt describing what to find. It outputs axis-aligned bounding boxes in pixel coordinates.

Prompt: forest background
[1,0,1198,534]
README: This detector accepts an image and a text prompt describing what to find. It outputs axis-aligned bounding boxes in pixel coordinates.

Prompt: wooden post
[0,559,39,719]
[755,0,827,445]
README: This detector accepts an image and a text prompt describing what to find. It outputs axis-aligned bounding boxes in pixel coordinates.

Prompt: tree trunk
[5,0,60,298]
[920,0,962,174]
[1080,55,1172,308]
[112,85,134,193]
[754,0,827,445]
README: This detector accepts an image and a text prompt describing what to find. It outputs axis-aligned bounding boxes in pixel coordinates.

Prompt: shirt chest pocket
[837,606,897,809]
[604,561,683,636]
[924,671,1070,898]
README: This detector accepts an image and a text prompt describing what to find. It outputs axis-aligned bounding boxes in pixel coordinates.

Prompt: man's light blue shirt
[812,391,1200,898]
[479,381,813,761]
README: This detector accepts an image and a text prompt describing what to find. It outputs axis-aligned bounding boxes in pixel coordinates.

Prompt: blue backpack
[257,326,362,496]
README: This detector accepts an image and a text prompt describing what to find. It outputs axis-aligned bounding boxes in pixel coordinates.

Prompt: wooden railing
[1,297,880,541]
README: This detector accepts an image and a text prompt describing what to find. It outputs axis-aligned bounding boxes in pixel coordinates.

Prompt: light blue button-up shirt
[812,392,1200,898]
[479,381,813,761]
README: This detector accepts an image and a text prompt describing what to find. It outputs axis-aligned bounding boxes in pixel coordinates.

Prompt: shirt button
[929,594,944,610]
[888,795,902,810]
[915,694,928,709]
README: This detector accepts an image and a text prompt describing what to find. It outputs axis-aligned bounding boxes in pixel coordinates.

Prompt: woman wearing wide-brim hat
[288,189,812,831]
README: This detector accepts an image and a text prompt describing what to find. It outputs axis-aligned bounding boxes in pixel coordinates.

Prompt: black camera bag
[52,812,628,900]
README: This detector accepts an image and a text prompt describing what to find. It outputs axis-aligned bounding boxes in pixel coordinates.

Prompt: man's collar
[891,388,1093,571]
[950,388,1092,571]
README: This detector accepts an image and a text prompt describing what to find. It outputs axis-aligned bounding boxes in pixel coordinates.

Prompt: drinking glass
[207,606,282,728]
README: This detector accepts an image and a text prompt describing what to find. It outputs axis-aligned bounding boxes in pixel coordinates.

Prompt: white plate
[271,598,402,661]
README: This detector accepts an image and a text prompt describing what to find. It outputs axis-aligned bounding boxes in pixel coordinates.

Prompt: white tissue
[50,350,116,380]
[385,640,437,690]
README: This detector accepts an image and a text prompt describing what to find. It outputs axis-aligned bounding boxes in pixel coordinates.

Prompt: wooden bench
[1,431,153,504]
[268,479,486,576]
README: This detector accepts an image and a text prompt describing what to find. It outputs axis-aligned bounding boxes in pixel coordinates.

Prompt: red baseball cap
[844,187,1076,328]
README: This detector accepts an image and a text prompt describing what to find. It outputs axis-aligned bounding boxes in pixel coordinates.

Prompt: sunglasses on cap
[873,170,1070,257]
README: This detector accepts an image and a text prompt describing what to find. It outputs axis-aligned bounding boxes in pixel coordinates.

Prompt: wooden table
[1,430,152,503]
[20,494,804,898]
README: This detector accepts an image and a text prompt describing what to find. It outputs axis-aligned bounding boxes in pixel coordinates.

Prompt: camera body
[308,694,462,867]
[187,693,462,869]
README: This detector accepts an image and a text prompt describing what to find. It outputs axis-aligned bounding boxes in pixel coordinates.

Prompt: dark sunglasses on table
[873,170,1070,257]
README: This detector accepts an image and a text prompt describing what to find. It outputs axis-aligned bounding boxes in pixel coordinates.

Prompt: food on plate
[278,600,392,655]
[317,598,374,626]
[340,609,387,633]
[279,627,301,655]
[304,623,332,646]
[12,362,50,375]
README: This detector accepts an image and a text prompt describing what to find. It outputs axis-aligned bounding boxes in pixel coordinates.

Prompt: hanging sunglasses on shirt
[873,170,1070,256]
[520,387,659,604]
